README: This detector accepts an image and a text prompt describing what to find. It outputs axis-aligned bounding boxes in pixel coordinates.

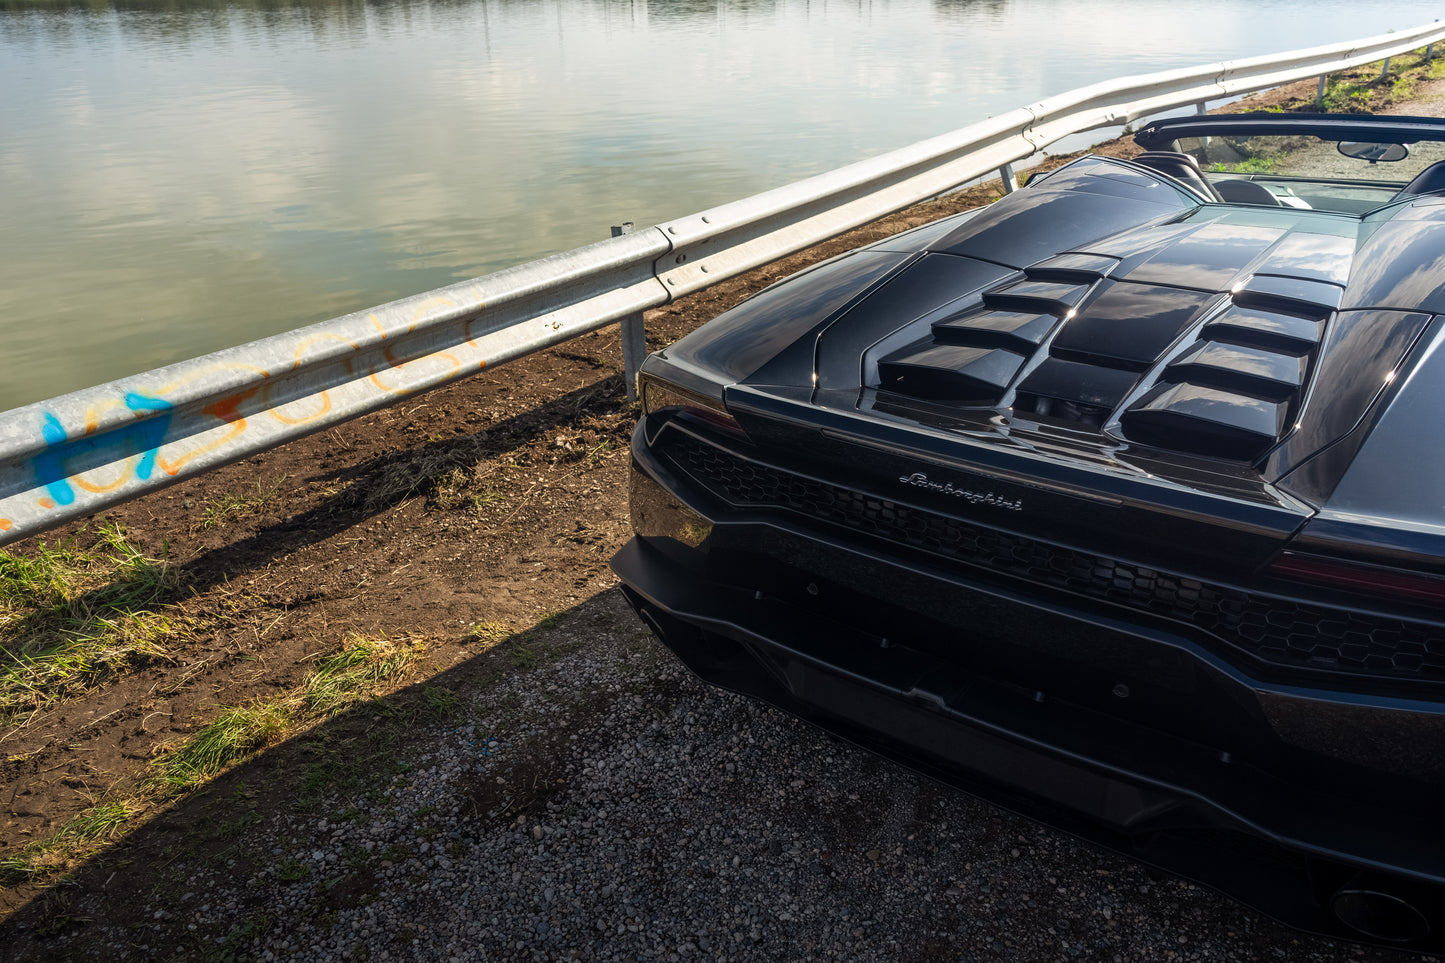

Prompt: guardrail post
[1381,57,1392,80]
[1316,74,1328,106]
[612,222,646,402]
[1195,102,1208,115]
[999,163,1018,194]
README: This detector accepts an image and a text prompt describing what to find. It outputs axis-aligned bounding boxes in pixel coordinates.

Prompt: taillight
[640,377,746,439]
[1268,551,1445,606]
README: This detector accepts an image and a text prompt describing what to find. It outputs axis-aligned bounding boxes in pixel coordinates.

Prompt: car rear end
[612,152,1445,949]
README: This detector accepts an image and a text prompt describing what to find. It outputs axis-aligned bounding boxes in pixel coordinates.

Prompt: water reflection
[931,0,1008,18]
[2,0,1443,410]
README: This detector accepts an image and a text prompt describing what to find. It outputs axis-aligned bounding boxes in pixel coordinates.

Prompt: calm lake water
[1,0,1440,410]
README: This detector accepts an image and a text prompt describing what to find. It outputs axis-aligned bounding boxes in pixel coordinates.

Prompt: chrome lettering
[897,472,1023,511]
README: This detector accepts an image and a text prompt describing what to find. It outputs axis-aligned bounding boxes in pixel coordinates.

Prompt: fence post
[612,222,646,403]
[1316,74,1328,106]
[999,162,1018,193]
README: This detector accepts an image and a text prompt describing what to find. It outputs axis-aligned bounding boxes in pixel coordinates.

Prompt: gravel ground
[53,593,1429,963]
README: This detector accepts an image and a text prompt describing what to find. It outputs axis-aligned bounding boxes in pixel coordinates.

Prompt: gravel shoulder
[4,59,1445,963]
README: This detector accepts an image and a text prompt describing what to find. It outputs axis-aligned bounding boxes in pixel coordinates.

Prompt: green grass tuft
[198,477,284,529]
[0,799,139,884]
[303,635,422,717]
[0,523,182,721]
[151,700,291,792]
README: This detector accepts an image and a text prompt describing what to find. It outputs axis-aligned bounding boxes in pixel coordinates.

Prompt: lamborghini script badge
[898,472,1024,511]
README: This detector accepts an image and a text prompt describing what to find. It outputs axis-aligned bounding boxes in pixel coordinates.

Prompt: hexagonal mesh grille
[664,432,1445,685]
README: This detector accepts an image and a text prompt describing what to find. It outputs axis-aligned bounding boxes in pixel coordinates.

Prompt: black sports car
[610,113,1445,950]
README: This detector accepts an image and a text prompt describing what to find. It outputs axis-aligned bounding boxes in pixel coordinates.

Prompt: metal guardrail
[4,20,1445,548]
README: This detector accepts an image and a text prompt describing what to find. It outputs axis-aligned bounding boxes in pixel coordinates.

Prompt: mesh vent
[664,432,1445,686]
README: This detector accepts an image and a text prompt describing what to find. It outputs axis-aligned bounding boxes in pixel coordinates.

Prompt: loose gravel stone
[32,594,1440,962]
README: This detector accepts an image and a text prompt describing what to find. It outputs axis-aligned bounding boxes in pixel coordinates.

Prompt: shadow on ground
[3,587,652,961]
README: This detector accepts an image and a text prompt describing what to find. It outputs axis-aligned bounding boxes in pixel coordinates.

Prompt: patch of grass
[65,801,134,840]
[0,523,182,721]
[198,476,284,529]
[421,461,512,515]
[1309,51,1445,115]
[1318,73,1373,112]
[303,634,423,717]
[468,484,508,511]
[215,808,261,841]
[275,859,311,883]
[205,913,273,962]
[350,447,482,512]
[421,685,463,724]
[1210,156,1280,175]
[151,700,292,792]
[584,439,614,466]
[432,466,475,511]
[467,621,510,644]
[0,799,139,884]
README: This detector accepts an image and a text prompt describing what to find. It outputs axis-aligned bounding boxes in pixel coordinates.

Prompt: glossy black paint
[1050,280,1215,369]
[612,419,1445,945]
[812,253,1014,391]
[611,113,1445,949]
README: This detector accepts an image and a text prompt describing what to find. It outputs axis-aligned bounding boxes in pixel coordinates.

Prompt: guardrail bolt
[611,222,647,403]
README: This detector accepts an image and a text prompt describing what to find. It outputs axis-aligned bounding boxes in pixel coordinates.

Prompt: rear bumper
[611,433,1445,949]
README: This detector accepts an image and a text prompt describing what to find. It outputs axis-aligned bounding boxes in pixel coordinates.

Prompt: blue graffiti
[36,414,74,506]
[124,392,173,480]
[31,394,175,507]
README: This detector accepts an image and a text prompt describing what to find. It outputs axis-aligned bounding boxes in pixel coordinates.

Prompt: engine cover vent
[932,309,1058,350]
[1202,306,1323,352]
[1122,384,1290,461]
[876,344,1026,403]
[1164,342,1308,400]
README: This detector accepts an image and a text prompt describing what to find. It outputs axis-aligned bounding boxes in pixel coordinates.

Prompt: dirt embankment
[3,51,1444,959]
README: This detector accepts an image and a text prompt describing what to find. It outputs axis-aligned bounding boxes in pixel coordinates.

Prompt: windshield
[1175,134,1445,181]
[1168,134,1445,213]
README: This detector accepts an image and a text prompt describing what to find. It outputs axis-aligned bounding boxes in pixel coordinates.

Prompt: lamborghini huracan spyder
[611,114,1445,949]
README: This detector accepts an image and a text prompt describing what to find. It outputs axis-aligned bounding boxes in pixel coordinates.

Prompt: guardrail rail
[4,21,1445,547]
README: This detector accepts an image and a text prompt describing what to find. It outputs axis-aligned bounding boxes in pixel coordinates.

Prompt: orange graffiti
[159,362,271,394]
[0,519,11,532]
[82,398,128,435]
[290,333,361,370]
[269,392,333,425]
[72,465,138,494]
[204,390,257,425]
[409,295,458,327]
[37,497,55,510]
[154,389,258,476]
[368,344,461,394]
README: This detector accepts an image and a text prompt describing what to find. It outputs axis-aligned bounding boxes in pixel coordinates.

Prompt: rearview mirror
[1338,141,1410,163]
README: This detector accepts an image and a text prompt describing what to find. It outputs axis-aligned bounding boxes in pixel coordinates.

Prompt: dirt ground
[0,173,1032,932]
[3,54,1442,956]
